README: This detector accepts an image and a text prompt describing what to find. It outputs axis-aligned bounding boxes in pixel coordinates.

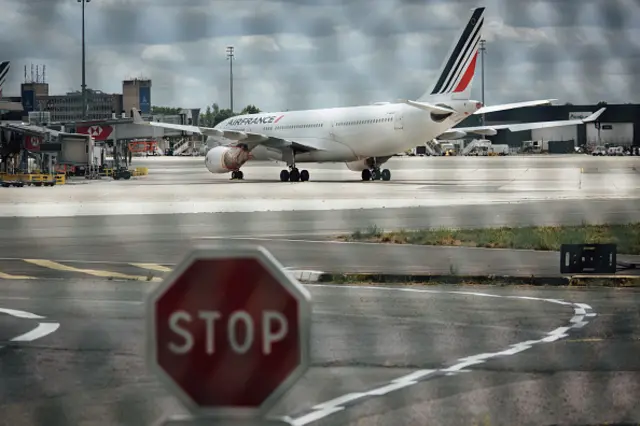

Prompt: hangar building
[459,103,640,149]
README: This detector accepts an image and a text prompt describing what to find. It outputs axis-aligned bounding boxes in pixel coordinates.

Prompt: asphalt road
[1,279,639,426]
[0,198,638,277]
[0,240,639,280]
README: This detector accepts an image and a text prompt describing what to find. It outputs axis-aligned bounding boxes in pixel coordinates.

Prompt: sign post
[146,245,312,425]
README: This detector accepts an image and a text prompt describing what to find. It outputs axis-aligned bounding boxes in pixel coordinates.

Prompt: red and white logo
[89,125,103,137]
[25,135,42,151]
[77,124,113,141]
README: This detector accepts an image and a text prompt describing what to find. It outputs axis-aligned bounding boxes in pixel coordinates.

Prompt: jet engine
[345,159,370,172]
[205,145,251,174]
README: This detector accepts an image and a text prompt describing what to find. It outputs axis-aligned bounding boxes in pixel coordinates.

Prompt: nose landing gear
[231,170,244,180]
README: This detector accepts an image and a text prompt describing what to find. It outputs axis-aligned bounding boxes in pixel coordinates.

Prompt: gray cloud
[0,0,638,111]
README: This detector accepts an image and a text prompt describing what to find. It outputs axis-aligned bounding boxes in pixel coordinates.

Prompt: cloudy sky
[1,0,639,112]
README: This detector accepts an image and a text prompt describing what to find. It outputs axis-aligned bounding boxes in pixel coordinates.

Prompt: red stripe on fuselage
[274,115,285,123]
[453,52,478,93]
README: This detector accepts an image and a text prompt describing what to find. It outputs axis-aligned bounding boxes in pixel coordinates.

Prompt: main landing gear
[231,170,244,180]
[361,167,391,181]
[280,167,310,182]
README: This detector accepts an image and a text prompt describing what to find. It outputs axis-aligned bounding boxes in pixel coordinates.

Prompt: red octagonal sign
[146,246,311,419]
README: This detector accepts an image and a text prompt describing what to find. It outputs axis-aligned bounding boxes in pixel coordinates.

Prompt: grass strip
[319,273,640,287]
[338,223,640,255]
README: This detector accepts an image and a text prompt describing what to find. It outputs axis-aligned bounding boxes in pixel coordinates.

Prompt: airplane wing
[446,107,606,138]
[131,108,325,152]
[474,99,558,115]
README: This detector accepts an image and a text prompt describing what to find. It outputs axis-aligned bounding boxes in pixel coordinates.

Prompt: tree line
[151,104,262,127]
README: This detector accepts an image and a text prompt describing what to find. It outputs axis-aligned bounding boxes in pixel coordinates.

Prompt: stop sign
[146,246,311,418]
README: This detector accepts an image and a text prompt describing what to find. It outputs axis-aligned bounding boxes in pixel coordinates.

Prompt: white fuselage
[211,100,481,164]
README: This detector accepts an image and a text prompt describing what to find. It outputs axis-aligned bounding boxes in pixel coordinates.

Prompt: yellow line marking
[23,259,162,282]
[0,271,36,280]
[130,263,172,272]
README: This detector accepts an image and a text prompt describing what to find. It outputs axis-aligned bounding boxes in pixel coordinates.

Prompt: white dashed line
[290,284,598,426]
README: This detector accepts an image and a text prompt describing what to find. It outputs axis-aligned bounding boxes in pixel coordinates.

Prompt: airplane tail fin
[0,61,10,98]
[417,7,485,102]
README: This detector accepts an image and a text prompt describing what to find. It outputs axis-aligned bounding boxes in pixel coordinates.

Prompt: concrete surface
[0,155,638,276]
[0,156,638,217]
[1,280,639,426]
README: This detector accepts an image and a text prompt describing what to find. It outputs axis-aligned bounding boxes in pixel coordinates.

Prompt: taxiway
[1,154,639,425]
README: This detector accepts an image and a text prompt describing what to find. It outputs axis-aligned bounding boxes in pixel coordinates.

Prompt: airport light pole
[78,0,91,120]
[479,39,486,126]
[226,46,235,113]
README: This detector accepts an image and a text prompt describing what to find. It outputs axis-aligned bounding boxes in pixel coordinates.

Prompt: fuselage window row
[336,117,392,127]
[223,116,391,130]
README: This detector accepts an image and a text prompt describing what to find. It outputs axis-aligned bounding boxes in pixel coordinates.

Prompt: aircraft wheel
[300,169,310,182]
[381,169,391,181]
[372,169,381,180]
[236,170,244,180]
[361,169,371,181]
[280,169,290,182]
[289,168,300,182]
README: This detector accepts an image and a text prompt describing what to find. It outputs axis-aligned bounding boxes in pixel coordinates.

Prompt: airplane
[0,61,24,112]
[131,6,595,183]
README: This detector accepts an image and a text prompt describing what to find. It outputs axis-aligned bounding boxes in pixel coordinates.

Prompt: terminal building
[20,78,152,122]
[2,70,202,153]
[2,69,204,182]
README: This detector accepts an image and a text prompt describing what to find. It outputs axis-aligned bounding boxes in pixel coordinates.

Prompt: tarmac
[1,154,639,425]
[0,155,638,217]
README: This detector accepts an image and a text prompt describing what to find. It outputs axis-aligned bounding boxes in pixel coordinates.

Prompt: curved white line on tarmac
[0,307,60,345]
[290,284,597,426]
[10,322,60,342]
[0,307,45,319]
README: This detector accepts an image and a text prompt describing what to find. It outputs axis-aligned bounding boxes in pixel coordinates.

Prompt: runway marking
[130,263,172,272]
[0,271,36,280]
[10,323,60,342]
[0,307,60,348]
[0,258,328,284]
[290,284,597,426]
[0,307,44,320]
[0,295,143,306]
[23,259,162,282]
